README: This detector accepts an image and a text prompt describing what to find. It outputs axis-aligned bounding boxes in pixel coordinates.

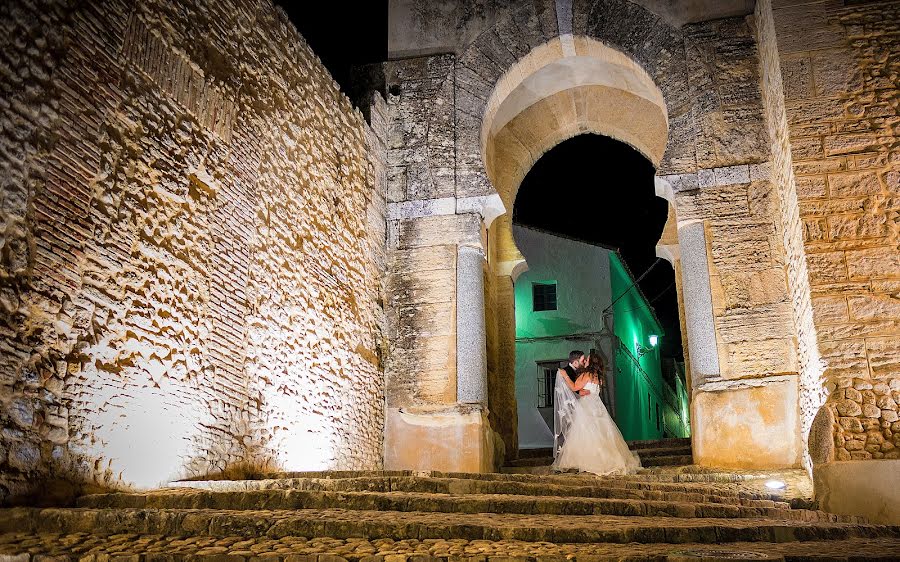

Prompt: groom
[560,350,591,397]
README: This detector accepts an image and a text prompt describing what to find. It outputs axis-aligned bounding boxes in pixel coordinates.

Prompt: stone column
[676,220,720,385]
[457,244,488,404]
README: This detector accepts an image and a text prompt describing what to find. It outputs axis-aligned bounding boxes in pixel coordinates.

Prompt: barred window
[536,360,566,408]
[532,282,557,311]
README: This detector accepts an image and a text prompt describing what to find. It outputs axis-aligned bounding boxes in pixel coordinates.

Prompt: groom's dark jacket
[563,364,579,395]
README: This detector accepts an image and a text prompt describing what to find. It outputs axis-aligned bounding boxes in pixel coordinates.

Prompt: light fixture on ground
[765,480,786,490]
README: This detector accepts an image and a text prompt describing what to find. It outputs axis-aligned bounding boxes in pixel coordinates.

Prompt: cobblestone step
[170,475,793,509]
[2,532,900,561]
[74,489,840,521]
[1,507,896,545]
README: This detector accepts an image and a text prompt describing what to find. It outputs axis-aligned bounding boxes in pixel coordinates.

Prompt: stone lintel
[661,161,771,194]
[394,213,483,250]
[387,194,506,227]
[694,373,799,394]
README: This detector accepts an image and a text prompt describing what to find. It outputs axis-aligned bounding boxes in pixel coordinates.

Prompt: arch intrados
[481,36,668,165]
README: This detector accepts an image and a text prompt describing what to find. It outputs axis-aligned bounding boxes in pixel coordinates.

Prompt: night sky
[514,135,682,360]
[279,4,683,360]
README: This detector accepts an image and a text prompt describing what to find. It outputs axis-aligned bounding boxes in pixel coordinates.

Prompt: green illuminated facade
[513,226,690,449]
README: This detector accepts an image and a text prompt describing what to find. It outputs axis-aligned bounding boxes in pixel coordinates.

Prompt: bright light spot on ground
[765,480,786,490]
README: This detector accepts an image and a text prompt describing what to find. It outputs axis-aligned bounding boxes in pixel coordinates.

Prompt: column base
[384,404,495,472]
[692,376,801,469]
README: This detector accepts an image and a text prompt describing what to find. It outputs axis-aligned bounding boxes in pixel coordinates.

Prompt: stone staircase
[629,437,694,467]
[1,469,899,560]
[505,438,693,472]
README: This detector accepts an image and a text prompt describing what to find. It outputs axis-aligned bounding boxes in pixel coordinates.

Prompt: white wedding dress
[552,379,641,475]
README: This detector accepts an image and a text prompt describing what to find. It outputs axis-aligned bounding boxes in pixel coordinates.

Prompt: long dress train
[552,380,641,475]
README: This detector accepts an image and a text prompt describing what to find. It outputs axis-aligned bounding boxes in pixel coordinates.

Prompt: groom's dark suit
[563,364,580,396]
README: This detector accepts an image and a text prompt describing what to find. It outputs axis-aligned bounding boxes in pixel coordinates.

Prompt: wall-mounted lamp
[636,334,659,358]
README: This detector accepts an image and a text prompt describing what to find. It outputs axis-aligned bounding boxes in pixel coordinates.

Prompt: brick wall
[0,0,385,502]
[772,0,900,462]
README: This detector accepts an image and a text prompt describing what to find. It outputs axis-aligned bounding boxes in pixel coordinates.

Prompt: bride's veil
[552,370,580,459]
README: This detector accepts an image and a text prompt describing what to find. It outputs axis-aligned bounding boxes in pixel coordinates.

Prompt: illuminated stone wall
[770,0,900,461]
[0,0,385,501]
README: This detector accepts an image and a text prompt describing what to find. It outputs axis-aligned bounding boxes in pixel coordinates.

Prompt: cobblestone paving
[2,471,898,560]
[0,533,898,561]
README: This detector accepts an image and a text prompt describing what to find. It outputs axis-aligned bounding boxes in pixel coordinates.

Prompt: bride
[552,351,641,475]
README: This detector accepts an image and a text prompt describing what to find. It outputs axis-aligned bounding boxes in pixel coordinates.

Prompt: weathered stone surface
[0,0,387,499]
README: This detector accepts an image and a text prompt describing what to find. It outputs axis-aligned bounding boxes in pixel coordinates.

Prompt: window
[532,282,557,311]
[536,359,567,408]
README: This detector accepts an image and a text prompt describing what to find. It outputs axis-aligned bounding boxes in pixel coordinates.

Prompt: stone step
[503,456,554,467]
[627,438,692,450]
[74,489,839,521]
[642,454,695,467]
[2,532,900,561]
[2,507,896,545]
[432,472,785,503]
[517,448,553,459]
[633,445,694,458]
[169,475,792,509]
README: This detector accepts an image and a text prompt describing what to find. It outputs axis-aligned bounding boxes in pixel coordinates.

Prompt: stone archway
[384,0,809,473]
[478,37,677,461]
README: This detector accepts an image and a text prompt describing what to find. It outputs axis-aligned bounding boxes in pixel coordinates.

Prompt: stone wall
[771,0,900,460]
[0,0,385,502]
[755,0,827,473]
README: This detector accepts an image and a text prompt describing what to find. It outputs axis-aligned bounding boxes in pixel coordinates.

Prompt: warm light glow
[648,334,659,347]
[765,480,786,490]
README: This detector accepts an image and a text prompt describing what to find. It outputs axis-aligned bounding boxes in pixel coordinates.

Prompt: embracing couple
[551,350,641,475]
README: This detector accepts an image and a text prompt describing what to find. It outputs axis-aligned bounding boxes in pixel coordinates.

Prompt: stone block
[806,251,848,284]
[795,176,827,198]
[692,378,801,469]
[866,337,900,378]
[812,295,849,324]
[780,55,813,100]
[827,171,880,197]
[810,49,862,97]
[848,295,900,321]
[846,247,900,280]
[813,459,900,524]
[383,406,494,472]
[827,213,887,241]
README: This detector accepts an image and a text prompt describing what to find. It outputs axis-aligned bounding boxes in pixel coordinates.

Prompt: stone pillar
[457,245,488,404]
[383,196,504,473]
[676,220,720,385]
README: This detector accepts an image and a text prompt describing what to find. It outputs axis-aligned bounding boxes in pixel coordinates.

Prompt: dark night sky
[514,135,682,360]
[279,4,683,360]
[275,1,387,96]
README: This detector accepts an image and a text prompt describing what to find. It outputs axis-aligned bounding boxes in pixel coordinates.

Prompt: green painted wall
[609,253,669,441]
